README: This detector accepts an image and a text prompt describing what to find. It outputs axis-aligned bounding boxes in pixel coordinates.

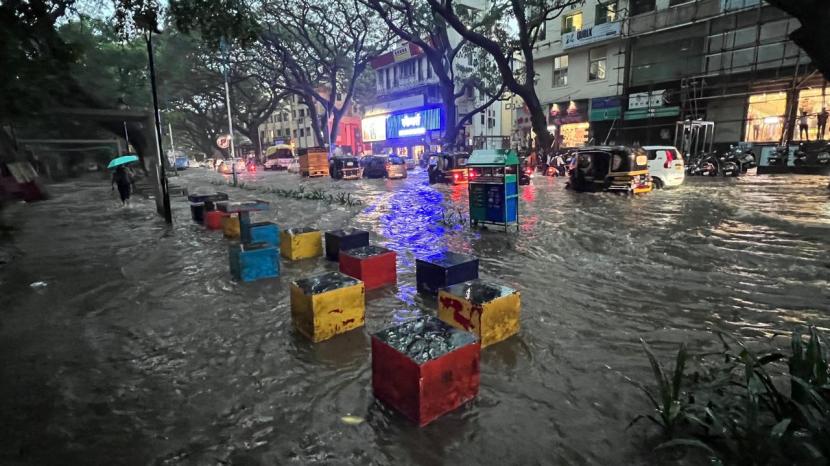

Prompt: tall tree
[258,0,393,151]
[426,0,583,155]
[362,0,505,150]
[765,0,830,81]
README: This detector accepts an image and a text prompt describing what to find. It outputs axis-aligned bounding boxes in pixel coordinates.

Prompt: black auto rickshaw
[568,146,652,194]
[330,155,361,180]
[427,152,470,184]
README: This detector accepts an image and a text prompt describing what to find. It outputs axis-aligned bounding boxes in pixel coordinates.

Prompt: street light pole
[146,31,172,224]
[221,38,238,187]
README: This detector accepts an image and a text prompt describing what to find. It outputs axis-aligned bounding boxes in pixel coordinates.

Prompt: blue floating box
[229,241,279,282]
[190,202,205,223]
[250,222,280,247]
[325,228,370,261]
[415,251,479,295]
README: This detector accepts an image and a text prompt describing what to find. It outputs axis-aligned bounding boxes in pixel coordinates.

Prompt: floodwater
[0,168,828,465]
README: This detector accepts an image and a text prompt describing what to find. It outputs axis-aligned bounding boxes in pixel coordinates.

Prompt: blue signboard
[386,107,443,139]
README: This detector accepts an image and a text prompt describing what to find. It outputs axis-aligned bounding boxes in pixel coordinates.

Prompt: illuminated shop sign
[387,107,443,139]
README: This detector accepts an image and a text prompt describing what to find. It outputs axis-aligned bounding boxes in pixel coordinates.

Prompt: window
[480,112,485,124]
[669,0,693,5]
[426,61,432,79]
[299,128,305,137]
[298,109,305,118]
[562,12,582,34]
[399,61,416,79]
[553,55,568,87]
[595,1,617,25]
[538,20,546,41]
[385,68,391,88]
[745,92,786,142]
[588,48,606,81]
[292,110,296,118]
[630,0,655,15]
[336,93,343,101]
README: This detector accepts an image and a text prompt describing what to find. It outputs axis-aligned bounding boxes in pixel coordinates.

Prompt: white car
[644,145,685,188]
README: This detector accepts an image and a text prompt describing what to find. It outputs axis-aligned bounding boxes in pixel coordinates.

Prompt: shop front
[548,100,590,149]
[361,107,444,163]
[621,89,681,145]
[589,97,623,145]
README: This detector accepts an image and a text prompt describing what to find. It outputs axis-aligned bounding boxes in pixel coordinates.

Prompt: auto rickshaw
[568,146,652,194]
[330,155,362,180]
[427,152,470,184]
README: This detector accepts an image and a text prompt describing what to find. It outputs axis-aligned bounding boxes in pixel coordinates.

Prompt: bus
[264,144,295,170]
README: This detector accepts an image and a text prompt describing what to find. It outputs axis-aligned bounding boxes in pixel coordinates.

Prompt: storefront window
[397,147,409,157]
[412,145,425,162]
[797,87,829,141]
[560,122,590,148]
[744,92,786,143]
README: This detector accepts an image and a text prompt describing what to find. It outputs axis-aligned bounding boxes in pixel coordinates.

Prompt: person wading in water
[111,166,133,206]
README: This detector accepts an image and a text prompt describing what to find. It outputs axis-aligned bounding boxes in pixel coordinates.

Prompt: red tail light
[664,150,676,169]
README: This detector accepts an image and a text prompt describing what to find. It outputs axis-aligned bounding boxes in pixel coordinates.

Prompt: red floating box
[204,210,227,230]
[339,245,397,290]
[371,316,480,427]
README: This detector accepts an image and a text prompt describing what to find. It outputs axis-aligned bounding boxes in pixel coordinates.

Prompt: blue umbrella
[107,154,139,169]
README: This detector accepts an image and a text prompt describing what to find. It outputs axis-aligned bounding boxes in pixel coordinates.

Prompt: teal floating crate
[229,242,279,282]
[250,222,280,247]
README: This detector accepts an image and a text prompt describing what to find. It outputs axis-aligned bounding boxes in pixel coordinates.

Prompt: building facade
[258,93,363,156]
[529,0,826,158]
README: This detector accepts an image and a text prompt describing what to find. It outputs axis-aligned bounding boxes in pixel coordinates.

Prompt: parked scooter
[686,153,719,176]
[767,145,788,167]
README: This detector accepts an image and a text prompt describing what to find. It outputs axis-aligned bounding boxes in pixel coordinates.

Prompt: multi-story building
[258,93,362,155]
[362,0,507,161]
[532,0,626,148]
[530,0,825,159]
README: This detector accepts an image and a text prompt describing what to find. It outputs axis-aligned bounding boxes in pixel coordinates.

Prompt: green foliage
[627,340,689,437]
[631,327,830,465]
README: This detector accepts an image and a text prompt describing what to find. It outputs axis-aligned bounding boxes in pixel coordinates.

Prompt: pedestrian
[111,165,133,206]
[817,108,828,140]
[799,110,810,141]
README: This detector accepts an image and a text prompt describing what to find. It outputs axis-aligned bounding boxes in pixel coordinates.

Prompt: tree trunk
[442,85,460,151]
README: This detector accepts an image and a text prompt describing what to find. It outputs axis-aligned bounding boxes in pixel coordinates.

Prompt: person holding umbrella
[108,154,139,206]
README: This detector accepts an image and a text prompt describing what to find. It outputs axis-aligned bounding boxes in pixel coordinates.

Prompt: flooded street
[1,169,828,465]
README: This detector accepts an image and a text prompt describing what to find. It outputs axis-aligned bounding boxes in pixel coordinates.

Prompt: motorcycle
[767,146,788,167]
[686,153,719,176]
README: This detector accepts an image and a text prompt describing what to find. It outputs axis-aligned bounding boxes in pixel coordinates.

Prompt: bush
[631,327,830,465]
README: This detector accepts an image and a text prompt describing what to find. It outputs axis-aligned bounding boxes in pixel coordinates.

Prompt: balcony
[627,0,721,36]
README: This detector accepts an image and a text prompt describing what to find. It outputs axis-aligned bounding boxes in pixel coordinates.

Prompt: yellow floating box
[222,215,240,239]
[438,279,520,348]
[291,271,365,342]
[280,227,323,260]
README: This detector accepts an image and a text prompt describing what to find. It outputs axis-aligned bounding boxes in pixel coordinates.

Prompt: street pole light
[146,31,172,224]
[220,37,238,187]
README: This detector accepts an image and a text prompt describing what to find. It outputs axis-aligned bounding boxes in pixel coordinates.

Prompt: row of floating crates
[189,193,521,426]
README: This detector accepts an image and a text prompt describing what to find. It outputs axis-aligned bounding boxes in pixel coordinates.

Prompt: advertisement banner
[386,108,443,139]
[361,115,388,142]
[364,95,425,116]
[563,21,622,50]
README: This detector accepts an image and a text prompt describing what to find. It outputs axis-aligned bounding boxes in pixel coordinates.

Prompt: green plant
[628,340,690,437]
[790,326,829,403]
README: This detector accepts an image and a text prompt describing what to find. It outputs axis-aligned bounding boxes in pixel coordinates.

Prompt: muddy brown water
[0,170,828,465]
